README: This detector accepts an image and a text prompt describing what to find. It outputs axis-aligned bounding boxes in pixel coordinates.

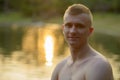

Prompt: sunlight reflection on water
[44,35,54,66]
[0,54,119,80]
[0,55,54,80]
[0,24,120,80]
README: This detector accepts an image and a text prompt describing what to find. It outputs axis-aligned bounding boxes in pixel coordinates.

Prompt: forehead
[64,14,91,27]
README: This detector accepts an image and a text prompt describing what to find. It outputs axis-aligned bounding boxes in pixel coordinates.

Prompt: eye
[65,23,73,28]
[75,23,85,29]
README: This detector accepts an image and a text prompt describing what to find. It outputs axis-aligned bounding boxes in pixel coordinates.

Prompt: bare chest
[58,63,87,80]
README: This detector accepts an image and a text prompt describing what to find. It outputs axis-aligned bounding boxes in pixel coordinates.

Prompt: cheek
[63,30,67,37]
[63,28,69,34]
[78,29,87,34]
[78,29,89,37]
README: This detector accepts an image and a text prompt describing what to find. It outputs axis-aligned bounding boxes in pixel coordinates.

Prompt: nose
[69,25,77,33]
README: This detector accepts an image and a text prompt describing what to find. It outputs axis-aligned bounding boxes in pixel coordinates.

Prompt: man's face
[63,14,93,47]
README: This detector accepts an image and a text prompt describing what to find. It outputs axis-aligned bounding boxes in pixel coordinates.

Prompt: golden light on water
[44,35,54,66]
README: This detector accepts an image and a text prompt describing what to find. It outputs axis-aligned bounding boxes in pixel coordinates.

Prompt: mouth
[67,37,80,40]
[68,37,80,38]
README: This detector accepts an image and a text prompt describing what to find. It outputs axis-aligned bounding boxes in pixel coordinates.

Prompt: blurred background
[0,0,120,80]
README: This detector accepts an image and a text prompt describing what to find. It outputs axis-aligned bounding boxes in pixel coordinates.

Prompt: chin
[69,42,78,47]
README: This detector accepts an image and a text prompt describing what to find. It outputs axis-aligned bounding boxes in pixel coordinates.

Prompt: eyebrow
[64,22,85,27]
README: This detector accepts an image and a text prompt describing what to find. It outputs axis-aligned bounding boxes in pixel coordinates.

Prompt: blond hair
[63,4,93,26]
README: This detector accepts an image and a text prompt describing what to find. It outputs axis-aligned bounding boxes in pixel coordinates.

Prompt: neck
[70,43,91,62]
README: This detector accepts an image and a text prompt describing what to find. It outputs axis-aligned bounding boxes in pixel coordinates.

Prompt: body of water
[0,23,120,80]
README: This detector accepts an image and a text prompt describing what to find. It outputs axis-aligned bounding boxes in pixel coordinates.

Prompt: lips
[67,37,80,41]
[68,37,79,38]
[68,36,80,38]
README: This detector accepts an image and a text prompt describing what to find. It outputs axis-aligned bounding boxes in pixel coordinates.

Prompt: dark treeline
[0,0,120,17]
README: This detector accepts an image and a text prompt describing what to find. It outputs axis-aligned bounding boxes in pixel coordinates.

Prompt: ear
[62,24,65,34]
[89,27,94,34]
[62,24,64,30]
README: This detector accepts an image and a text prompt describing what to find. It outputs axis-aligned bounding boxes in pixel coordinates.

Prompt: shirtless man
[51,4,114,80]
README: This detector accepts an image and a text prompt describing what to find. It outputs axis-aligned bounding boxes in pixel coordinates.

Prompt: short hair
[63,4,93,26]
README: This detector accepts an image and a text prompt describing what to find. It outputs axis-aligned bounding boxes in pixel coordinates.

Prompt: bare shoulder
[51,57,68,80]
[90,50,112,69]
[92,52,112,68]
[86,52,114,80]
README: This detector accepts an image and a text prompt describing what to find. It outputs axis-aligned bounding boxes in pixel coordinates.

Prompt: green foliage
[111,0,120,12]
[52,0,73,14]
[1,0,120,17]
[0,0,3,11]
[0,12,31,22]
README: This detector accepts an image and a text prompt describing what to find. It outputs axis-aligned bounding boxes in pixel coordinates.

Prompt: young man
[51,4,114,80]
